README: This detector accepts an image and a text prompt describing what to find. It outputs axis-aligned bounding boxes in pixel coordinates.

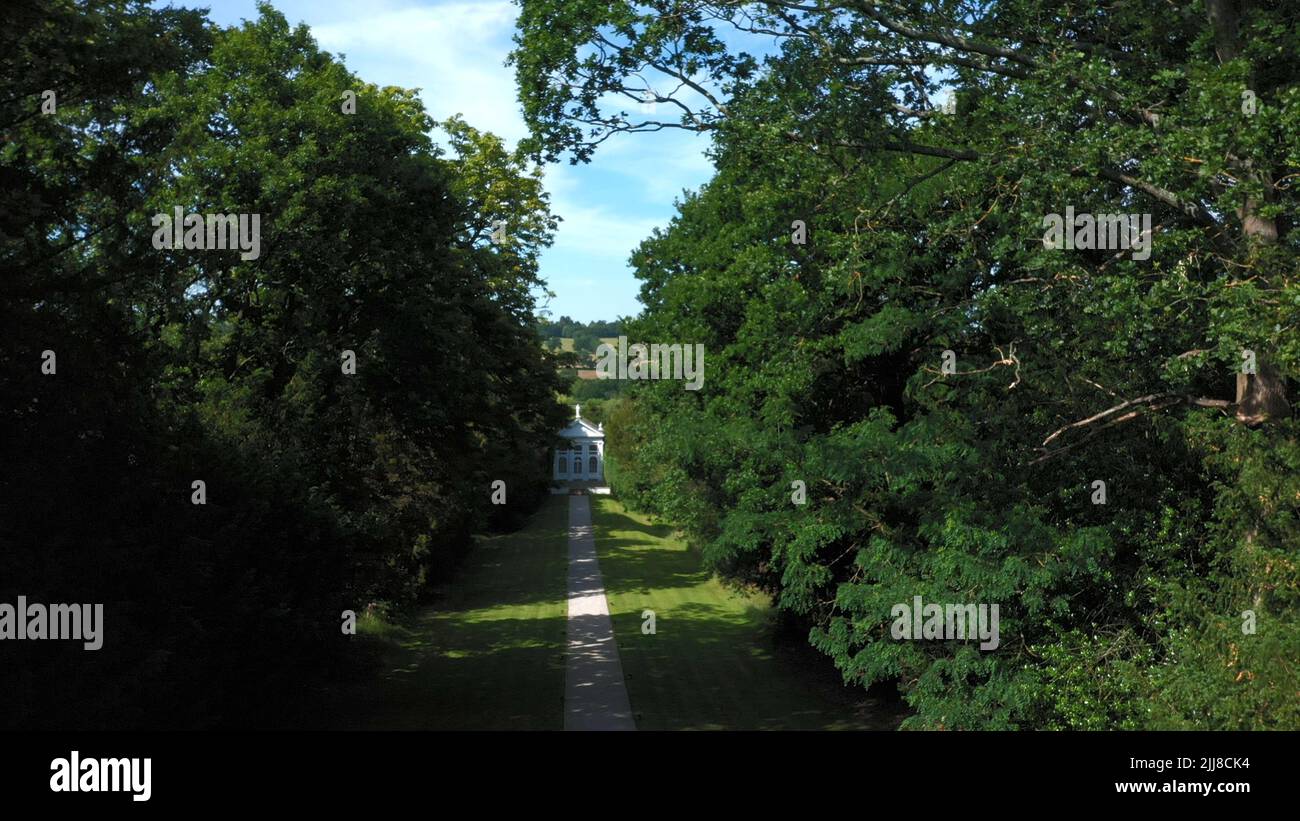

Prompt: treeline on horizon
[513,0,1300,728]
[1,0,565,729]
[537,316,623,353]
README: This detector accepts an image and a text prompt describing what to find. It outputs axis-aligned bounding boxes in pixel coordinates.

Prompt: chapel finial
[575,404,581,419]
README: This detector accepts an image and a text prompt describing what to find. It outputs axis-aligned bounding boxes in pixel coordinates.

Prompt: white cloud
[547,197,663,262]
[545,153,696,261]
[597,133,715,202]
[309,1,528,146]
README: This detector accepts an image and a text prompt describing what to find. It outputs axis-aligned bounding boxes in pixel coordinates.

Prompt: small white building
[553,405,605,485]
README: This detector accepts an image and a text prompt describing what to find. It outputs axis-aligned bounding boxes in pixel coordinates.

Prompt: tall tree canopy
[2,0,566,728]
[514,0,1300,728]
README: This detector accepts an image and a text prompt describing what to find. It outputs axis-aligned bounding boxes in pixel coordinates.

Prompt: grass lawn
[335,495,570,729]
[592,497,905,730]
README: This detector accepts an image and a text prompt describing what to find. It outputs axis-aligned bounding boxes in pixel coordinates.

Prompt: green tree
[1,0,566,728]
[515,0,1300,728]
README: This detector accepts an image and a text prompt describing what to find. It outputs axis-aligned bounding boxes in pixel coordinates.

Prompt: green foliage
[569,373,625,401]
[2,0,565,727]
[519,0,1300,728]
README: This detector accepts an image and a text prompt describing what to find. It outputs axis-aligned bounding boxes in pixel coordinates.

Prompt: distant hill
[537,317,622,358]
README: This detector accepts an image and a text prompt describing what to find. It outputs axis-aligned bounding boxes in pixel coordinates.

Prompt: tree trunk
[1206,0,1280,245]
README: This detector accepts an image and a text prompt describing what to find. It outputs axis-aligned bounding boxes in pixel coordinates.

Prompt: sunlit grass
[338,495,569,729]
[592,497,902,730]
[337,493,901,730]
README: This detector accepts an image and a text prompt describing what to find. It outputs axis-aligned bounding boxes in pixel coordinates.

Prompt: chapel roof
[557,405,603,439]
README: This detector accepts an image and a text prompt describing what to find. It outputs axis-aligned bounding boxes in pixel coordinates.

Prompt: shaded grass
[332,495,569,729]
[592,497,905,730]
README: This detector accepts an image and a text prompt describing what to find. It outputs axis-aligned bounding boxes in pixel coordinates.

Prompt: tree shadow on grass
[383,494,576,621]
[609,602,905,730]
[314,496,573,730]
[330,612,568,730]
[593,499,908,730]
[594,510,710,596]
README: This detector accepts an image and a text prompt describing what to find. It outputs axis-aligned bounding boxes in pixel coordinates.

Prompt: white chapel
[553,405,605,486]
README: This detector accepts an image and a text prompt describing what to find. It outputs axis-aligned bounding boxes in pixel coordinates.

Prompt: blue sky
[178,0,720,323]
